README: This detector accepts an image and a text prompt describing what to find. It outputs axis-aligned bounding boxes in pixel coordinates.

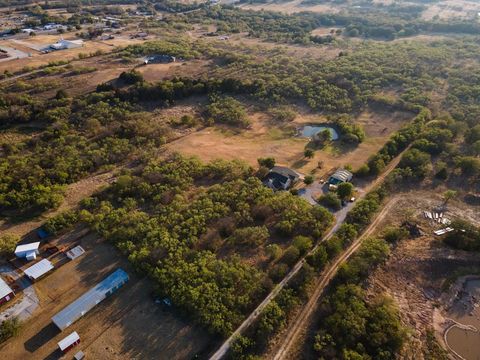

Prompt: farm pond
[300,125,339,140]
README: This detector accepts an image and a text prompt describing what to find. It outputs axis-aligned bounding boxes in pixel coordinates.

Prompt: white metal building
[66,246,85,261]
[24,259,54,281]
[58,331,80,353]
[14,242,40,260]
[52,269,129,330]
[50,39,84,50]
[0,276,14,305]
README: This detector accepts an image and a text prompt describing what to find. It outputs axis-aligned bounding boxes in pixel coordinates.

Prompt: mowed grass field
[0,231,212,360]
[169,108,413,177]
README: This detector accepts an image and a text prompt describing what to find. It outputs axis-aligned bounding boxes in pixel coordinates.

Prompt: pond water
[445,278,480,360]
[300,125,339,140]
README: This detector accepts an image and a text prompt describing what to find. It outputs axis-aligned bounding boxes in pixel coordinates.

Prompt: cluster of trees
[76,154,333,335]
[0,318,21,344]
[205,96,250,128]
[229,183,401,359]
[314,231,406,358]
[180,5,480,44]
[444,219,480,251]
[330,114,366,144]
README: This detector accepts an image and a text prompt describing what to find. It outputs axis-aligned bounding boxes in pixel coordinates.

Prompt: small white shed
[14,242,40,260]
[58,331,80,353]
[24,259,54,281]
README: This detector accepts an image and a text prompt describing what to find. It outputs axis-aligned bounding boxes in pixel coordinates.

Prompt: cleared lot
[0,231,212,360]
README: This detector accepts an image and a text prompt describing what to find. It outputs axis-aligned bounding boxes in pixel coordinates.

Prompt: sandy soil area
[0,232,212,359]
[365,191,480,358]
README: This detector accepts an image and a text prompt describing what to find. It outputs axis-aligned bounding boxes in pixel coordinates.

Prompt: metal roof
[15,242,40,256]
[0,277,13,299]
[52,269,129,330]
[58,331,80,351]
[66,246,85,261]
[24,259,54,280]
[330,169,353,182]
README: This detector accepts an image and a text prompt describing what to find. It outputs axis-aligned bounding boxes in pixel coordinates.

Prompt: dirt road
[209,146,409,360]
[272,196,399,360]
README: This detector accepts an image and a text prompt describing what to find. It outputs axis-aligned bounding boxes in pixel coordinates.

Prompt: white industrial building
[50,39,84,51]
[66,246,85,261]
[0,276,14,305]
[14,242,40,260]
[24,259,54,281]
[58,331,80,353]
[52,269,129,330]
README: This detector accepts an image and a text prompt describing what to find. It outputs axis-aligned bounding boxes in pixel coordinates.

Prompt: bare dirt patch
[0,232,212,360]
[0,35,142,73]
[138,59,212,82]
[421,0,480,20]
[365,190,480,358]
[239,0,340,14]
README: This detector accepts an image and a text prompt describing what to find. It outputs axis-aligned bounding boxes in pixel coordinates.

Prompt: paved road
[209,147,409,360]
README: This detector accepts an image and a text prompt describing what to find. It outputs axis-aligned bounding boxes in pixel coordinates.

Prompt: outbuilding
[66,246,85,261]
[14,242,40,260]
[328,168,353,185]
[24,259,54,281]
[50,39,84,51]
[58,331,80,353]
[52,269,129,331]
[0,276,14,305]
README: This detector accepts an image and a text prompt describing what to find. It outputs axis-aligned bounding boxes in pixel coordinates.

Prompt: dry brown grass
[0,232,212,360]
[169,108,412,178]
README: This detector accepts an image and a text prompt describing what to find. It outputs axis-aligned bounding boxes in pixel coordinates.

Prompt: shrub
[257,157,276,169]
[0,234,19,257]
[228,226,270,247]
[304,175,314,185]
[292,235,313,255]
[119,70,144,84]
[318,192,341,210]
[0,318,21,343]
[281,245,300,266]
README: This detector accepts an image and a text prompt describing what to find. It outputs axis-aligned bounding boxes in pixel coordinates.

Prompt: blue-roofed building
[37,228,50,240]
[52,269,129,331]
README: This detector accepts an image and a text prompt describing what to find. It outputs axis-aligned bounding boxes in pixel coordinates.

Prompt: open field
[239,0,340,15]
[169,108,412,177]
[0,35,143,73]
[0,230,213,360]
[240,0,480,20]
[421,0,480,20]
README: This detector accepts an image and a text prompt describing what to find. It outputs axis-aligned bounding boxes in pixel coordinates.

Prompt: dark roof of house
[270,166,300,180]
[264,172,290,189]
